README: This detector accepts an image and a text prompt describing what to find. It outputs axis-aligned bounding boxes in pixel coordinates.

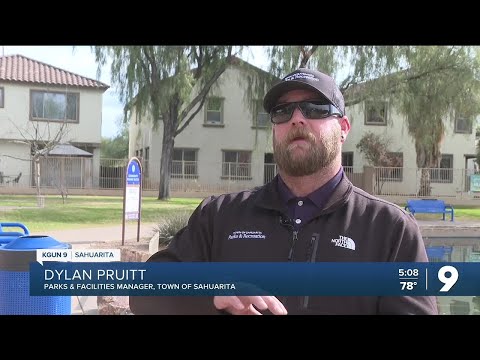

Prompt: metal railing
[1,157,479,200]
[372,167,475,197]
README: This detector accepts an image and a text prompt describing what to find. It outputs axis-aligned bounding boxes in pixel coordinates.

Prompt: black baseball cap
[263,68,345,116]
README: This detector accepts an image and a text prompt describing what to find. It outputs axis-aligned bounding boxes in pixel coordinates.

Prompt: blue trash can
[0,235,72,315]
[0,222,30,247]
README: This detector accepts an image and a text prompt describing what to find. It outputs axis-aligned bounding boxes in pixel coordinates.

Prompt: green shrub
[153,211,192,247]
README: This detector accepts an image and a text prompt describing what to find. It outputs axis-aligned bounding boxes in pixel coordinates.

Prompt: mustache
[284,128,316,143]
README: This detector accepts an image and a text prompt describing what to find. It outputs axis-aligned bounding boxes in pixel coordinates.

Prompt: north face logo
[331,235,355,250]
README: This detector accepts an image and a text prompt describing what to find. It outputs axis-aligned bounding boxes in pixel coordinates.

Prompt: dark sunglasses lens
[270,101,342,123]
[271,103,294,124]
[300,102,332,119]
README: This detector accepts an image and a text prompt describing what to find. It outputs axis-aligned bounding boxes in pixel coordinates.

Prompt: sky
[2,46,269,139]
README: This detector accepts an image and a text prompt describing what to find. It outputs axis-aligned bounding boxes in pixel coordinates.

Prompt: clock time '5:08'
[399,269,419,277]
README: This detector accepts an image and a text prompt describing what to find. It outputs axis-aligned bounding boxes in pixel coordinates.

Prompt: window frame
[430,154,453,183]
[221,150,252,180]
[342,152,354,167]
[30,89,80,122]
[454,116,472,134]
[253,100,269,128]
[171,148,199,179]
[204,97,224,126]
[364,100,388,126]
[0,87,4,108]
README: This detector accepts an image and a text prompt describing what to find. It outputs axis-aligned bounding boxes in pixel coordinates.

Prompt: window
[31,90,79,122]
[171,148,198,178]
[342,152,354,167]
[263,153,276,184]
[430,154,453,183]
[365,100,387,125]
[342,152,354,175]
[205,97,224,125]
[379,152,403,181]
[455,117,472,134]
[254,100,269,128]
[0,87,4,108]
[222,150,251,180]
[144,147,149,177]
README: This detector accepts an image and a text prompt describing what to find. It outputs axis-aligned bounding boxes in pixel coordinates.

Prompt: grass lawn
[1,195,479,233]
[0,195,202,233]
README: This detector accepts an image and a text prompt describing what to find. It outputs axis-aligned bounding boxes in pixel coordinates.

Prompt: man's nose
[289,107,307,126]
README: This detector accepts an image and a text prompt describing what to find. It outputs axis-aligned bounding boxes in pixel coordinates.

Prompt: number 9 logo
[438,265,458,292]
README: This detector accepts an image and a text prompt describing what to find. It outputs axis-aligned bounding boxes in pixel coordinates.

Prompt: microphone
[279,216,293,227]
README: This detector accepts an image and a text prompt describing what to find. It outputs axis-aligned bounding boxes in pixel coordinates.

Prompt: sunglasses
[270,101,343,124]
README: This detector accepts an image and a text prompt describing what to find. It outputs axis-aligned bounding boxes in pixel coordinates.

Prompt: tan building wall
[343,100,477,196]
[0,82,105,187]
[130,66,275,190]
[0,83,103,144]
[129,66,477,197]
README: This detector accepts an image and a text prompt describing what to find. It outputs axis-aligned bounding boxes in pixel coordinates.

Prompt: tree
[356,132,401,167]
[2,119,71,206]
[92,46,241,200]
[356,132,403,194]
[101,116,129,159]
[265,46,480,196]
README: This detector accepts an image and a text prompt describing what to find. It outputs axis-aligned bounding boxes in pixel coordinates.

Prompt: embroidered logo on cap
[284,72,319,82]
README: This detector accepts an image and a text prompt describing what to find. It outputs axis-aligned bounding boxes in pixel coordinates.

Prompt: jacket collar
[254,174,353,215]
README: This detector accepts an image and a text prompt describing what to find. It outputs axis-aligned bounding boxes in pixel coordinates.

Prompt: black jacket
[130,175,438,315]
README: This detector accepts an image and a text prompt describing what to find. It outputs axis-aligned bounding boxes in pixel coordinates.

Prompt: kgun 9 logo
[438,265,458,292]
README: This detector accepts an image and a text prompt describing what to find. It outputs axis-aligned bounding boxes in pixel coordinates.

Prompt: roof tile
[0,54,109,90]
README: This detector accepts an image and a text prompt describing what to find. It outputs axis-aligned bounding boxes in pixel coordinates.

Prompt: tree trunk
[35,157,41,196]
[34,157,45,208]
[158,121,175,200]
[415,141,438,197]
[418,168,431,197]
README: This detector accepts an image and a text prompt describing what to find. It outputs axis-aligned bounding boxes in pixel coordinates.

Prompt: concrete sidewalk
[47,222,157,248]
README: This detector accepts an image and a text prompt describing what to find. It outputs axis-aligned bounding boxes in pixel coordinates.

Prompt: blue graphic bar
[29,262,480,296]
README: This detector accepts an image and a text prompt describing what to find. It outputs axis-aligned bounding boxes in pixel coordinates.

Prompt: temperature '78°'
[400,281,417,290]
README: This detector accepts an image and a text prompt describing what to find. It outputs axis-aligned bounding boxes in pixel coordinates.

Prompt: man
[129,68,438,315]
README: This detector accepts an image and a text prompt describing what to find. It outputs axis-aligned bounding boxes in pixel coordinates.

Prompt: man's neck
[279,164,340,197]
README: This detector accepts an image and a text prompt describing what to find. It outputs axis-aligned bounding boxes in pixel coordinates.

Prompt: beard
[273,126,341,177]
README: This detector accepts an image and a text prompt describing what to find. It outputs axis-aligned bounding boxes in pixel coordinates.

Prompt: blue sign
[126,159,141,186]
[29,262,480,297]
[124,157,142,221]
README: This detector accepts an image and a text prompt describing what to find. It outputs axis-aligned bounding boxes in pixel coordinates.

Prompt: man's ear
[340,116,351,135]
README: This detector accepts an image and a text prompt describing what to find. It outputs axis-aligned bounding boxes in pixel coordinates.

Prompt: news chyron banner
[30,255,480,296]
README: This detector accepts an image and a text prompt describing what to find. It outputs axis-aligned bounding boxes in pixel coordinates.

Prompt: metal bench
[404,199,454,221]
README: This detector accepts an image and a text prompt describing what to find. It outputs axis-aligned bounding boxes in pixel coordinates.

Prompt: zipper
[288,230,298,261]
[303,233,319,309]
[281,225,297,307]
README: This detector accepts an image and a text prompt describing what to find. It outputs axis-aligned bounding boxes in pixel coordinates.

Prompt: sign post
[122,157,142,246]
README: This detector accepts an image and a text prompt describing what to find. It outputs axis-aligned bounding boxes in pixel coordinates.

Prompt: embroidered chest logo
[228,231,266,240]
[331,235,356,250]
